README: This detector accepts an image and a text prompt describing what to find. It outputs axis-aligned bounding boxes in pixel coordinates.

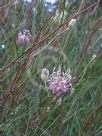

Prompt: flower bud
[56,97,62,106]
[46,107,50,113]
[69,19,76,27]
[41,68,49,81]
[18,32,24,44]
[92,54,96,61]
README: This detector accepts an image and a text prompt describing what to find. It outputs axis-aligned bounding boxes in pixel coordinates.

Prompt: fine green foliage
[0,0,102,136]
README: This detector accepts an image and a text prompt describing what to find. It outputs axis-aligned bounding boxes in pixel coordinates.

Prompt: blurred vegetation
[0,0,102,136]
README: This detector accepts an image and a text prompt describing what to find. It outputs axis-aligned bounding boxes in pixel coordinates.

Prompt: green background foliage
[0,0,102,135]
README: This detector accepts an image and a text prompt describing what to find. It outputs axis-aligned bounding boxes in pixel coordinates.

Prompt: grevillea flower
[25,36,30,45]
[41,66,73,95]
[17,29,31,45]
[18,32,24,44]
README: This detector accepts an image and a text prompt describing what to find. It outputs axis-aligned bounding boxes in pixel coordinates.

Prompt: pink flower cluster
[41,66,72,95]
[18,29,31,45]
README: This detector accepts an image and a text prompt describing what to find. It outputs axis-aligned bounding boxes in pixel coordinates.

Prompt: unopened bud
[92,54,96,61]
[69,19,76,27]
[41,68,49,81]
[56,97,62,106]
[46,107,50,113]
